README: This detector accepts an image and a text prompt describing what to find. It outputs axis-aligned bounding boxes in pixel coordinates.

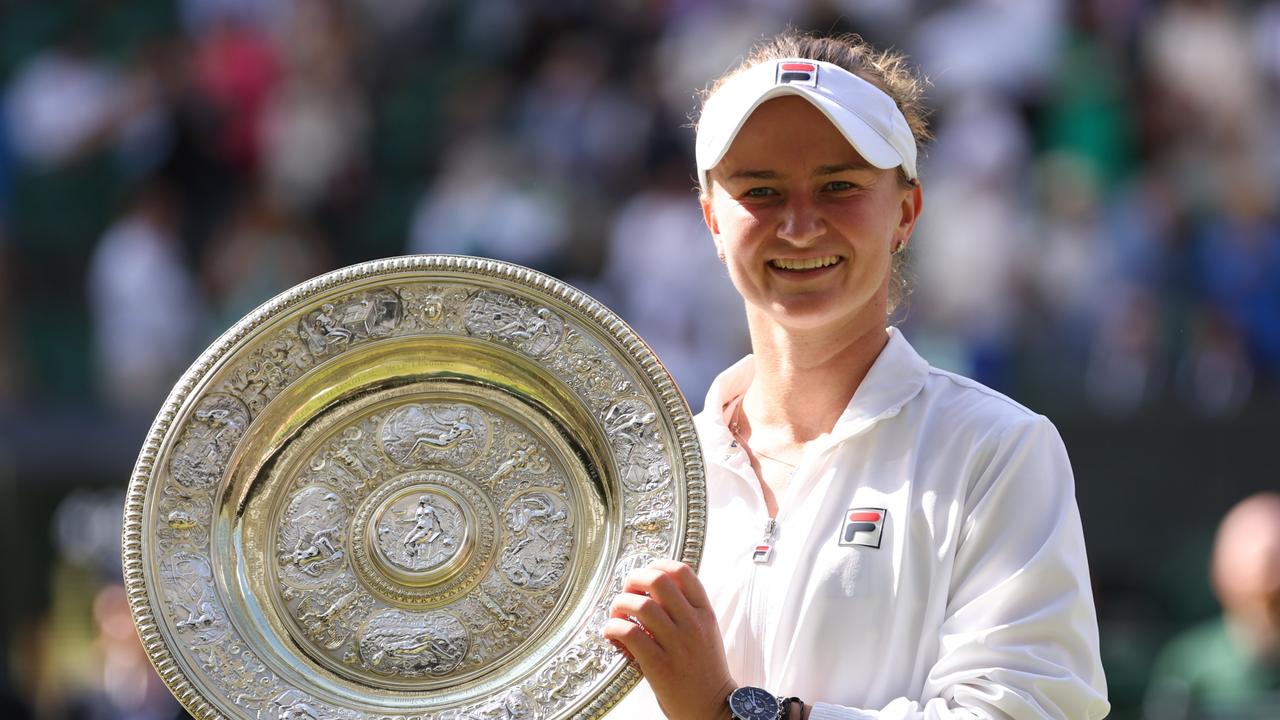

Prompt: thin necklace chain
[729,397,800,470]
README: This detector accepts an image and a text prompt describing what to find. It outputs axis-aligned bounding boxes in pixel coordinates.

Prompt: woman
[602,32,1109,720]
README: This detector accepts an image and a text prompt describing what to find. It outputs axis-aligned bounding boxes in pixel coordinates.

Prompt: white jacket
[606,328,1109,719]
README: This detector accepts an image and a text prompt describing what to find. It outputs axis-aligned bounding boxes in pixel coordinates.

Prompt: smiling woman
[602,31,1110,720]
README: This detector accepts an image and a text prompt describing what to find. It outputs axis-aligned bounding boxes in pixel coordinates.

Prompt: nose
[776,195,825,245]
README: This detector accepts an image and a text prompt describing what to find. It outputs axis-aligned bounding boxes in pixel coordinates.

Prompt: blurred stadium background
[0,0,1277,718]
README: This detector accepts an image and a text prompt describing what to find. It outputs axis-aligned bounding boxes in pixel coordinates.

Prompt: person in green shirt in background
[1145,493,1280,720]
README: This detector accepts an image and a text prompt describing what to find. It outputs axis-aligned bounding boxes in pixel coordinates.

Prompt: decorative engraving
[531,639,610,706]
[381,403,489,468]
[225,335,312,417]
[442,688,538,720]
[168,394,250,488]
[357,609,469,677]
[500,492,573,591]
[399,284,469,333]
[267,689,359,720]
[487,439,552,491]
[278,486,349,586]
[160,552,227,645]
[297,287,402,357]
[157,489,213,550]
[605,399,671,493]
[550,329,634,409]
[349,471,498,607]
[281,578,374,653]
[375,490,466,573]
[465,290,564,358]
[625,492,675,555]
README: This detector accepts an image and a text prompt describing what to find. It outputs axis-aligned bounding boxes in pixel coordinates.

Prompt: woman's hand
[602,559,736,720]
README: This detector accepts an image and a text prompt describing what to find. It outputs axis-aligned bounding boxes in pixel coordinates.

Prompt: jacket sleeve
[808,416,1110,720]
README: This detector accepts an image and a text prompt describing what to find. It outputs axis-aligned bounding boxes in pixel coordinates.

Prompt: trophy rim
[121,254,706,719]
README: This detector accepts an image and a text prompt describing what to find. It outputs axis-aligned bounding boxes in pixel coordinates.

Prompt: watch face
[728,686,781,720]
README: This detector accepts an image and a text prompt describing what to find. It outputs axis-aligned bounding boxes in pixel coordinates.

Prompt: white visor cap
[696,58,918,190]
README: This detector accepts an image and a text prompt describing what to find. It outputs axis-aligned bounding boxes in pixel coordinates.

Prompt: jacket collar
[696,327,929,451]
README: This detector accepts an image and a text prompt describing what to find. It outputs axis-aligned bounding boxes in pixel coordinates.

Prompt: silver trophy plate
[122,256,705,719]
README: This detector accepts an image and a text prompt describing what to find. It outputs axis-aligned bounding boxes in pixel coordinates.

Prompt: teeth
[771,256,841,271]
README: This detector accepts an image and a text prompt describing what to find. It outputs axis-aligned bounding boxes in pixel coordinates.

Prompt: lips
[769,255,842,271]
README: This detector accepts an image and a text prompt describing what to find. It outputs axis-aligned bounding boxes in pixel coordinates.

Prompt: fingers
[610,590,678,646]
[602,616,661,667]
[648,559,713,609]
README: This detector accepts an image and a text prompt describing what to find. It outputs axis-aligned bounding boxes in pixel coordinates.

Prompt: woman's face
[701,96,922,335]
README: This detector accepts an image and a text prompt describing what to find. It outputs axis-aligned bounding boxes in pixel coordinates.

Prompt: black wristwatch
[727,686,799,720]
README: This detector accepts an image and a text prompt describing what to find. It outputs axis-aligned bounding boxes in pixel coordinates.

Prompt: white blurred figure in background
[87,180,205,414]
[4,35,118,170]
[408,136,570,273]
[910,92,1032,384]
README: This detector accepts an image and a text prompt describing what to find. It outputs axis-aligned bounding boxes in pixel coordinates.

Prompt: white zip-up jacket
[607,328,1109,719]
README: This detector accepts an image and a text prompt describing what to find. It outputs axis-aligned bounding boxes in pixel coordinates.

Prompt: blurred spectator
[515,34,653,188]
[408,136,570,274]
[909,92,1032,389]
[203,183,330,328]
[261,0,368,216]
[1145,493,1280,719]
[191,16,278,175]
[87,179,204,414]
[4,35,118,169]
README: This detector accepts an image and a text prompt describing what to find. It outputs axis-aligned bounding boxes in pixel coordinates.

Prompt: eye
[742,186,778,199]
[823,180,858,192]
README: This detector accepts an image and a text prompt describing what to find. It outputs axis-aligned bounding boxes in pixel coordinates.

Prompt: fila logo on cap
[776,61,818,87]
[838,508,886,548]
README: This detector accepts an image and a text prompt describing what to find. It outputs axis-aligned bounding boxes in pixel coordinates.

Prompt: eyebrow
[725,161,874,182]
[814,161,874,175]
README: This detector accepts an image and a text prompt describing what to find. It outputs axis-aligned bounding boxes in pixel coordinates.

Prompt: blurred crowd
[0,0,1277,419]
[0,0,1278,718]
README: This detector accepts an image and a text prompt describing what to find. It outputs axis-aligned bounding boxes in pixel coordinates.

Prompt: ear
[700,192,724,257]
[892,182,923,252]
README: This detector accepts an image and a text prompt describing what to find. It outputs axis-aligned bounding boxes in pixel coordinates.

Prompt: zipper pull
[752,518,778,564]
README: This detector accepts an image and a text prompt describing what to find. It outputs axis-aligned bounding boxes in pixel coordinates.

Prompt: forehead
[712,96,872,177]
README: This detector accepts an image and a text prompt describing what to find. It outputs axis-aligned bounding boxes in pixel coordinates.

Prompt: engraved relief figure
[472,688,538,720]
[168,394,250,488]
[265,689,358,720]
[400,283,468,332]
[604,399,671,493]
[486,441,551,490]
[381,403,488,467]
[625,493,675,554]
[286,581,373,651]
[404,496,442,547]
[499,492,573,591]
[376,492,465,572]
[297,288,403,357]
[305,423,383,496]
[532,643,608,706]
[554,330,634,407]
[160,552,226,645]
[357,609,469,677]
[465,291,564,358]
[157,490,214,549]
[278,486,348,585]
[226,336,311,415]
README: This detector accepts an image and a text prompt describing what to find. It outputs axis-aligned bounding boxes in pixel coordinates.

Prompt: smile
[769,256,842,271]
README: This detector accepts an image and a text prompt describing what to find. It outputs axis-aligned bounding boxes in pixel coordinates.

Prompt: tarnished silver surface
[122,255,705,719]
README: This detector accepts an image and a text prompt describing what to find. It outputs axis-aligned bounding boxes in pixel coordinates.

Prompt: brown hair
[698,30,930,314]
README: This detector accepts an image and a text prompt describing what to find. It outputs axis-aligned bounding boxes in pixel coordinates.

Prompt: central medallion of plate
[374,486,467,577]
[254,389,582,690]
